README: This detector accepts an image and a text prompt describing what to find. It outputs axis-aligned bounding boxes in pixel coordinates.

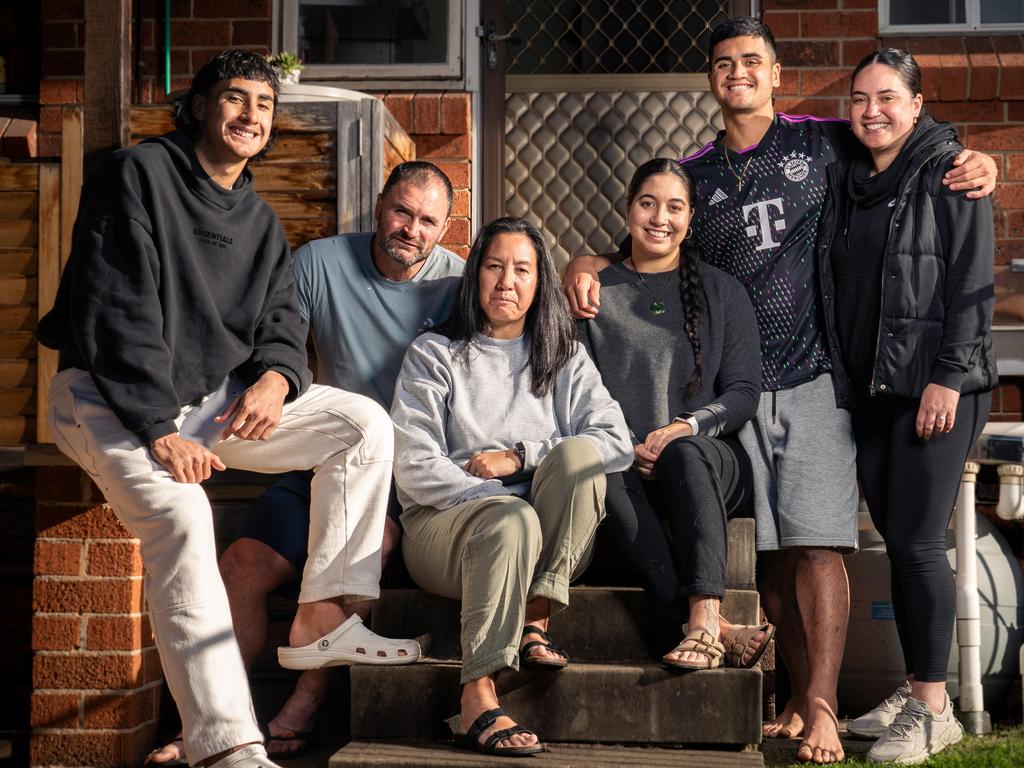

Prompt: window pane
[298,0,448,66]
[980,0,1024,24]
[889,0,966,25]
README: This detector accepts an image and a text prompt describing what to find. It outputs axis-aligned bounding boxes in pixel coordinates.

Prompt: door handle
[478,20,522,70]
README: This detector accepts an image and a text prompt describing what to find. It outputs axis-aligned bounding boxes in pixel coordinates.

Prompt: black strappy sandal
[520,624,569,670]
[453,707,545,757]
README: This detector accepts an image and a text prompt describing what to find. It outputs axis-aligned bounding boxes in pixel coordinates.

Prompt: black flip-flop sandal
[453,707,545,757]
[520,625,569,670]
[261,720,313,760]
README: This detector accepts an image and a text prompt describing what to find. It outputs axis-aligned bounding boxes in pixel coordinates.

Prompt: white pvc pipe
[996,463,1024,521]
[955,462,989,733]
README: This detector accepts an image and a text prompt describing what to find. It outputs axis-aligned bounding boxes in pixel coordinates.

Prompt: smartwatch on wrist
[672,413,700,435]
[513,441,527,469]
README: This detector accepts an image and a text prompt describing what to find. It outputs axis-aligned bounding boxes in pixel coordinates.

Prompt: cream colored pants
[48,368,393,763]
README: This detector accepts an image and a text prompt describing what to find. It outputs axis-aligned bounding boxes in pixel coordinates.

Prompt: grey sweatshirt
[391,331,634,511]
[579,261,761,441]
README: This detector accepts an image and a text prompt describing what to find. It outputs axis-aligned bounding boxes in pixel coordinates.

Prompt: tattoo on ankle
[696,598,720,638]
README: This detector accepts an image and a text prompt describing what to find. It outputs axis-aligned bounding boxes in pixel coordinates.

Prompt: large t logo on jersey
[742,198,786,251]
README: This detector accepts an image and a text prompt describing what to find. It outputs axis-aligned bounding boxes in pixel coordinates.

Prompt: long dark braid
[678,238,704,398]
[625,158,703,398]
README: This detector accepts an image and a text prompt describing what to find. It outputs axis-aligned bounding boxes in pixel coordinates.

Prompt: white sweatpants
[48,368,393,763]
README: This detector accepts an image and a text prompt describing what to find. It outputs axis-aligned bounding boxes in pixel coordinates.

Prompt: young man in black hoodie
[38,50,418,768]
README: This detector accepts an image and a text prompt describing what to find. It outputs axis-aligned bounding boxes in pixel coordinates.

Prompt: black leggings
[602,435,752,623]
[852,390,991,683]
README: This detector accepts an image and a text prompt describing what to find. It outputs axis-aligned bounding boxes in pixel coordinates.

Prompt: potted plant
[266,51,304,85]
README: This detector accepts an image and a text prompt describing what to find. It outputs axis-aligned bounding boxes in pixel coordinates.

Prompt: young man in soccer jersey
[564,17,997,765]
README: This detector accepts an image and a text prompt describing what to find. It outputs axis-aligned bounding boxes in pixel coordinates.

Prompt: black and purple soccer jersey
[681,113,859,392]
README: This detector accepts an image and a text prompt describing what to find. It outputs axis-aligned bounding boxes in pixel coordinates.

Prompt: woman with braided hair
[580,158,772,670]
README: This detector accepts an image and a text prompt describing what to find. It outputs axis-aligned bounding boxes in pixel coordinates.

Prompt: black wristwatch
[513,441,527,469]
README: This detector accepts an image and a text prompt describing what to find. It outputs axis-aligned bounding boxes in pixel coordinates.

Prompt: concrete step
[350,663,762,746]
[330,741,765,767]
[372,587,760,663]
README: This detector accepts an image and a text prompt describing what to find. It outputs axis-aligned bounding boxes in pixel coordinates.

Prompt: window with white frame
[279,0,463,82]
[880,0,1024,32]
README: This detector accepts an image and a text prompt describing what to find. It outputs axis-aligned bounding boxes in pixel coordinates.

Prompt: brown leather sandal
[724,622,776,669]
[662,629,725,670]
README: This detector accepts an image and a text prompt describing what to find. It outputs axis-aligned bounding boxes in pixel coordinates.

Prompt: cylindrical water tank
[840,514,1024,719]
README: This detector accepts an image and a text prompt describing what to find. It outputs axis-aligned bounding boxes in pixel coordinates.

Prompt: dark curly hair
[171,49,280,161]
[438,217,576,397]
[626,158,704,398]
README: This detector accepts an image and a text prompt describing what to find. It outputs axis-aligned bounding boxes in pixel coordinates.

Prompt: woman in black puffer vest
[817,49,996,765]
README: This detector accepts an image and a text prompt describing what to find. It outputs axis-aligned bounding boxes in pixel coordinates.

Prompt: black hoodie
[38,131,312,443]
[817,115,997,407]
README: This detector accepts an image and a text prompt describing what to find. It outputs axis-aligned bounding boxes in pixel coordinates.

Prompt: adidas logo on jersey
[708,187,729,205]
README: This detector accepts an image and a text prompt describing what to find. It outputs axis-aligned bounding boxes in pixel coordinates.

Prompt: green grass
[778,726,1024,767]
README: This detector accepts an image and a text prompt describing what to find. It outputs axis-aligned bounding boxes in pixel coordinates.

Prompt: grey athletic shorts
[738,373,859,552]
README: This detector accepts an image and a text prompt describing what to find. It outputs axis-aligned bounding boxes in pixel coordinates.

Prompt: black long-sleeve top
[38,131,312,443]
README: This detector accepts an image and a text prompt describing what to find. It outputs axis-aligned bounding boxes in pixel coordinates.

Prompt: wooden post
[34,167,60,444]
[60,108,83,272]
[83,0,131,171]
[36,108,82,444]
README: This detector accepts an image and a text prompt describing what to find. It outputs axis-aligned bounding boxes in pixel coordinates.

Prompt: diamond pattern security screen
[506,90,722,266]
[501,1,738,264]
[506,0,732,74]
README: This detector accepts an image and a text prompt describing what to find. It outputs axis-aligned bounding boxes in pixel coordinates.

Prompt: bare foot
[460,679,540,751]
[144,735,185,765]
[265,669,327,757]
[795,697,844,764]
[763,698,805,739]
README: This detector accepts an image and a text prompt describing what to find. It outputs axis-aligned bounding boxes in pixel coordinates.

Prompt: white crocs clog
[277,614,421,669]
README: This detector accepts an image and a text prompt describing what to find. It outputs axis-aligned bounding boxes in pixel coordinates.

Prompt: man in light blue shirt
[147,162,463,764]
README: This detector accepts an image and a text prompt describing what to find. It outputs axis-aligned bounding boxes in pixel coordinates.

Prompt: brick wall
[37,2,475,254]
[39,0,273,157]
[378,93,473,257]
[30,468,158,767]
[765,0,1024,419]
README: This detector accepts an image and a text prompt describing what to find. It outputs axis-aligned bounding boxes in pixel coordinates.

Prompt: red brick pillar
[30,466,161,768]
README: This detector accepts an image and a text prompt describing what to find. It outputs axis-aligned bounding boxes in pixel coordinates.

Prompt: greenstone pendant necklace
[626,258,669,316]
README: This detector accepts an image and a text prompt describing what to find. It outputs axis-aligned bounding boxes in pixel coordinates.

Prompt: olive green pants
[401,438,606,683]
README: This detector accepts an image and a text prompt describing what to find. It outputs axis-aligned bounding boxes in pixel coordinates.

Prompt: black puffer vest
[817,116,997,409]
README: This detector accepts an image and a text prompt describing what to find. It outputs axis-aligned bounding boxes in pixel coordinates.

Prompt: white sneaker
[867,693,964,764]
[848,681,912,738]
[207,744,283,768]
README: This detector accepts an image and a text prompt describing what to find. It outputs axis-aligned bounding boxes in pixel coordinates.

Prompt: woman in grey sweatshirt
[391,217,633,757]
[580,159,771,672]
